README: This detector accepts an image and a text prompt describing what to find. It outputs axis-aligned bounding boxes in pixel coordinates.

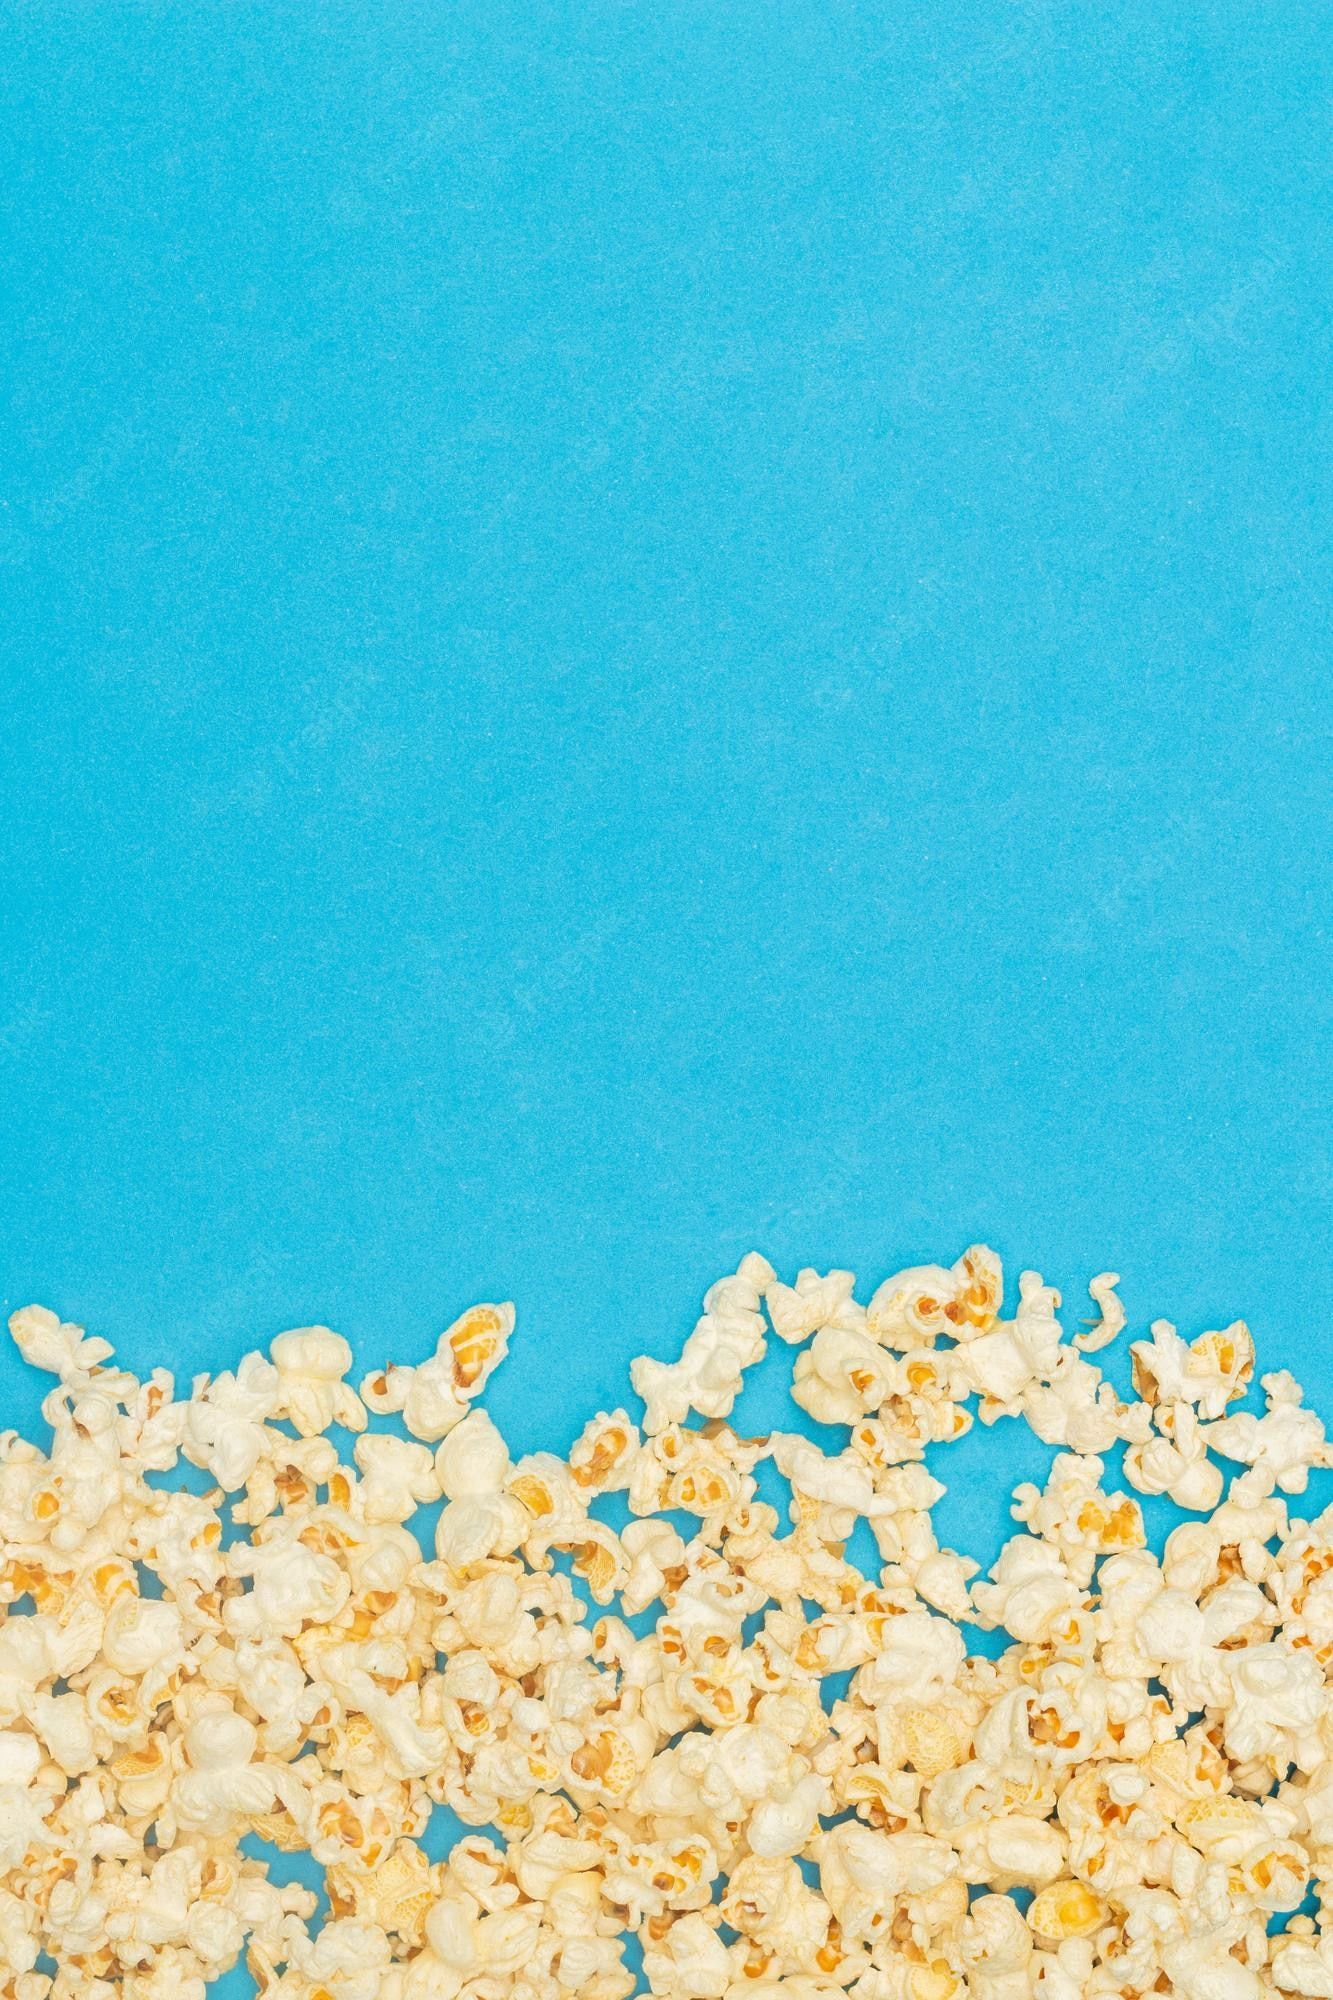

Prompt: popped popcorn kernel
[1026,1877,1105,1940]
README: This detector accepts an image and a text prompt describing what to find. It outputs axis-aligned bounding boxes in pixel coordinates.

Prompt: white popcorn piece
[566,1409,640,1495]
[641,1910,731,1997]
[351,1431,441,1523]
[972,1534,1085,1642]
[866,1244,1002,1350]
[269,1326,367,1438]
[1131,1317,1256,1419]
[1072,1272,1126,1353]
[182,1351,282,1489]
[630,1255,775,1433]
[813,1819,956,1941]
[961,1891,1034,2000]
[361,1303,515,1441]
[791,1324,897,1426]
[770,1433,894,1522]
[9,1303,120,1384]
[434,1408,528,1566]
[764,1268,862,1347]
[1205,1371,1333,1494]
[953,1269,1067,1414]
[225,1527,352,1639]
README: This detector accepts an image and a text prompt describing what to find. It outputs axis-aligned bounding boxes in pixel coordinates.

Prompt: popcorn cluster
[3,1248,1333,2000]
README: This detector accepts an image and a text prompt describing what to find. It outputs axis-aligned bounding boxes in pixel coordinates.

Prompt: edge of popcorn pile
[3,1247,1333,2000]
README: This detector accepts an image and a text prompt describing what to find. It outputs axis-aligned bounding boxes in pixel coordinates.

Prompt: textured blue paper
[2,5,1331,1987]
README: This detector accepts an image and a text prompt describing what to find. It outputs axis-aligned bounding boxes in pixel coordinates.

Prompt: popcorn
[641,1910,731,1997]
[960,1892,1033,2000]
[566,1410,639,1494]
[1206,1371,1333,1494]
[182,1351,282,1489]
[954,1270,1065,1411]
[1010,1451,1146,1584]
[351,1432,441,1524]
[1124,1400,1225,1512]
[791,1324,896,1425]
[225,1526,352,1639]
[630,1254,775,1433]
[812,1820,955,1940]
[361,1303,514,1441]
[270,1327,366,1439]
[764,1268,861,1347]
[770,1433,892,1525]
[3,1243,1330,2000]
[1073,1272,1126,1354]
[1026,1877,1105,1941]
[866,1245,1002,1349]
[1130,1317,1256,1418]
[9,1304,120,1385]
[971,1535,1085,1642]
[434,1409,527,1566]
[288,1915,393,2000]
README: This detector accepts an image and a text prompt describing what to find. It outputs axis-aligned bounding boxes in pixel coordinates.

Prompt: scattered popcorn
[2,1247,1331,1999]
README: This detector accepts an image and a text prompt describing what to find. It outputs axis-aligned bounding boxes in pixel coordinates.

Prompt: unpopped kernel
[2,1251,1333,1999]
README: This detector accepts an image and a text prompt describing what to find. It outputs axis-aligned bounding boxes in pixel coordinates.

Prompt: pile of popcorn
[4,1247,1333,2000]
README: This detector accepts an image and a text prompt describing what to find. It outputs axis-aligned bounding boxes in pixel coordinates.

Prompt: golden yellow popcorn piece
[1026,1878,1105,1940]
[448,1304,510,1390]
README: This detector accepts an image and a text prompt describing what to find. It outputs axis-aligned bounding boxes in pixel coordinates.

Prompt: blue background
[4,6,1332,1988]
[4,1,1332,1637]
